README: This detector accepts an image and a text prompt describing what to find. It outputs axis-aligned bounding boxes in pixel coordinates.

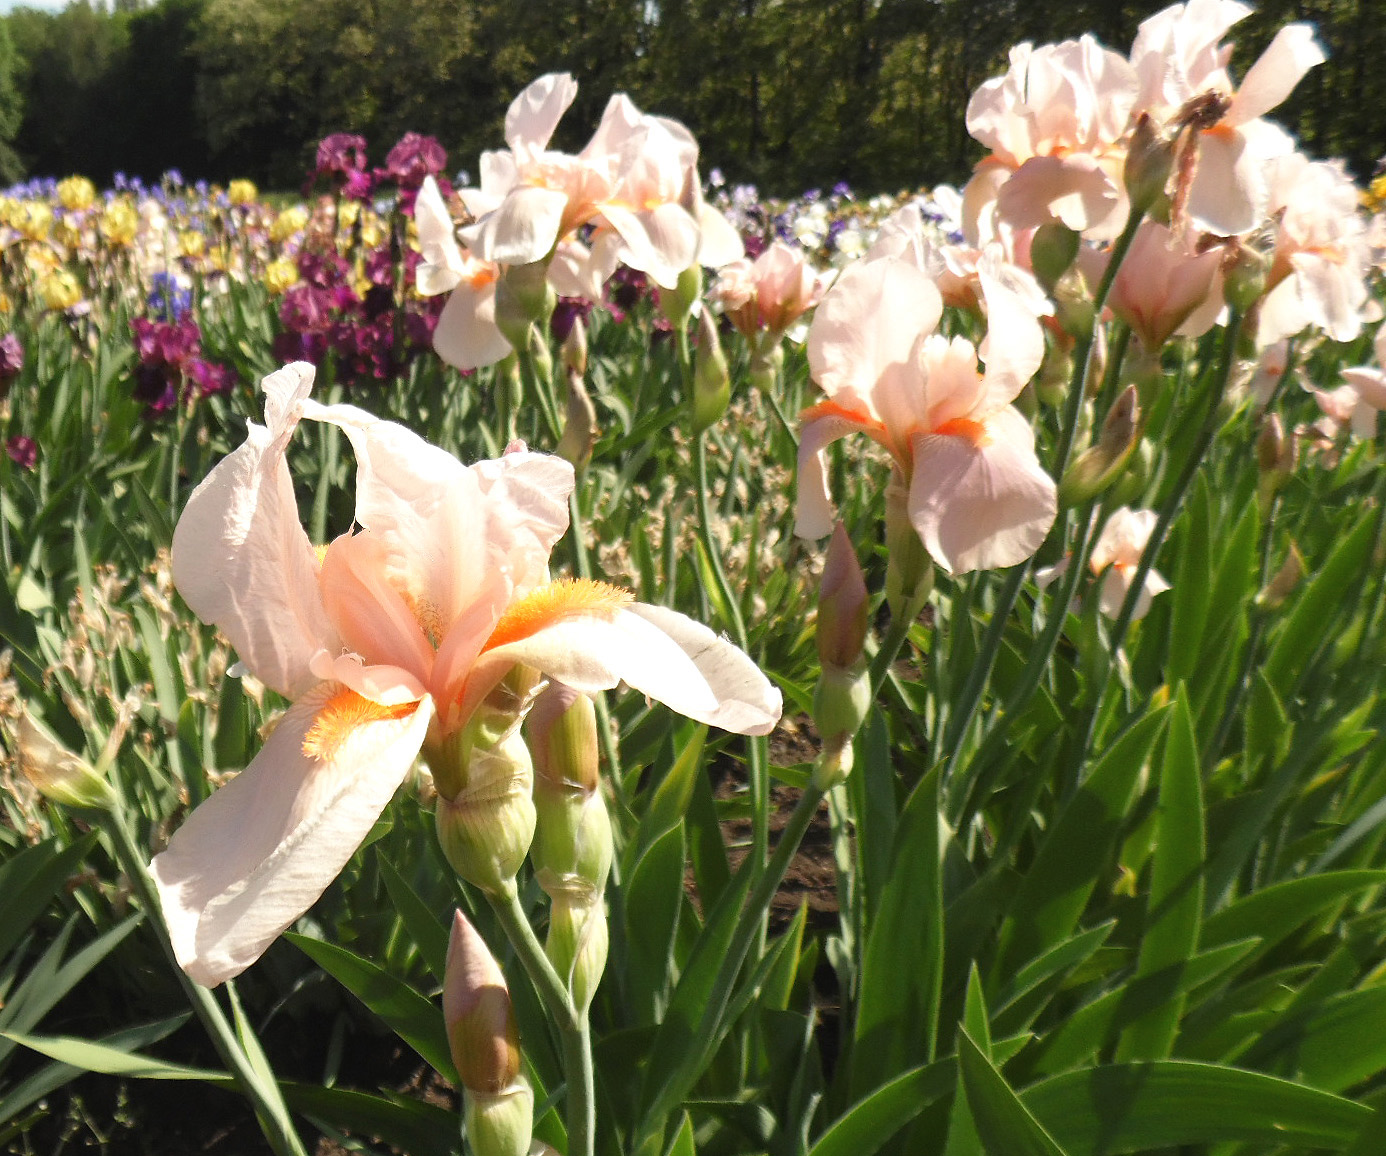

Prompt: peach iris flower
[963,35,1138,243]
[711,241,827,342]
[1107,220,1224,352]
[152,363,781,986]
[796,253,1056,574]
[1129,0,1324,236]
[458,73,741,291]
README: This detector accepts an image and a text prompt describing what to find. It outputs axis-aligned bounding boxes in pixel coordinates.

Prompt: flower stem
[101,808,307,1156]
[487,881,592,1156]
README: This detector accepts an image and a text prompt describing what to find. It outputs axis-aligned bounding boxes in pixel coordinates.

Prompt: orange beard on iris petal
[933,417,990,446]
[302,688,420,761]
[481,577,633,652]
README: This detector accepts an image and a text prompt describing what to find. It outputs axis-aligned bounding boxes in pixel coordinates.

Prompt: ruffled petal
[907,406,1057,574]
[150,687,433,986]
[995,154,1120,235]
[807,256,943,405]
[600,202,699,289]
[171,363,336,699]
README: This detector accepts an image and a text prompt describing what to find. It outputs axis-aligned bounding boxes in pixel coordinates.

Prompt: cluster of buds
[527,683,613,1013]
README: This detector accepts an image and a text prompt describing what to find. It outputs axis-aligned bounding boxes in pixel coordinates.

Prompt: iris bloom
[796,251,1056,573]
[458,73,741,291]
[963,36,1138,243]
[152,363,781,986]
[1129,0,1324,236]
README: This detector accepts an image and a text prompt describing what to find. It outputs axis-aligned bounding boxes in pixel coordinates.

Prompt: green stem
[934,210,1146,776]
[102,809,307,1156]
[1068,308,1246,773]
[487,882,592,1156]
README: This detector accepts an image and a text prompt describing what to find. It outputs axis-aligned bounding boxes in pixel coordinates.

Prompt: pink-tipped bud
[1257,543,1304,610]
[443,911,521,1095]
[817,523,869,670]
[1256,413,1297,506]
[561,317,588,379]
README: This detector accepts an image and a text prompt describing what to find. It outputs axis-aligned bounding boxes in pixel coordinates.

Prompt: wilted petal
[171,363,335,698]
[150,687,433,986]
[907,406,1056,573]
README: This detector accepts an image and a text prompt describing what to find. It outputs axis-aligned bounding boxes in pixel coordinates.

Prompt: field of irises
[5,3,1386,1155]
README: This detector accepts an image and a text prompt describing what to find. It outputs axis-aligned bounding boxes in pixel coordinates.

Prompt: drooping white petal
[794,410,868,539]
[457,607,781,738]
[150,687,433,987]
[171,363,336,699]
[432,279,513,371]
[907,406,1056,574]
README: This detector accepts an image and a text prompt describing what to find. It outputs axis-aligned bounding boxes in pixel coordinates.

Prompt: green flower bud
[561,317,588,379]
[1222,245,1269,314]
[658,264,702,329]
[435,730,536,895]
[1058,386,1142,507]
[1124,112,1175,218]
[1029,223,1080,293]
[884,476,933,620]
[556,370,598,475]
[692,308,731,433]
[812,664,871,754]
[464,1081,534,1156]
[545,890,609,1014]
[495,261,554,349]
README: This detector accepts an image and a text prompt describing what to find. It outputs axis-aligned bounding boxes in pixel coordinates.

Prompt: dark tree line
[0,0,1382,193]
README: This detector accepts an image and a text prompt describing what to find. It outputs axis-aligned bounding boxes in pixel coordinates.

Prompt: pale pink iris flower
[152,363,781,986]
[1107,220,1224,351]
[1088,507,1170,619]
[1129,0,1324,236]
[963,36,1138,244]
[1257,154,1372,345]
[796,252,1056,574]
[1035,507,1170,619]
[1310,326,1386,439]
[457,73,742,290]
[415,176,613,371]
[711,241,827,343]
